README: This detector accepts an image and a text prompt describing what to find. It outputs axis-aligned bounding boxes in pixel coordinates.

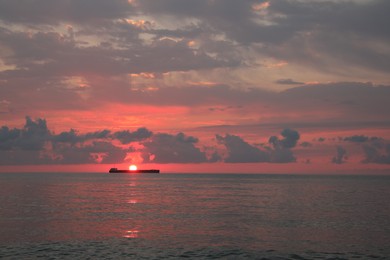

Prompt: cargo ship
[109,168,160,173]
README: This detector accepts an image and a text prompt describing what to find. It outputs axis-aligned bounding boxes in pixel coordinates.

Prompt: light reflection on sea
[0,172,389,259]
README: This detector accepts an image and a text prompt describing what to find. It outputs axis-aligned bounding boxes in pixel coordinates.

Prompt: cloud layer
[1,117,389,166]
[0,1,389,171]
[1,117,301,165]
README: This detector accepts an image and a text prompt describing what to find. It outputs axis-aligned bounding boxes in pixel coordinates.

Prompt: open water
[0,172,389,259]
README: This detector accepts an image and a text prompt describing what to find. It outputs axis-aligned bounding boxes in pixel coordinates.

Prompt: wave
[0,238,388,259]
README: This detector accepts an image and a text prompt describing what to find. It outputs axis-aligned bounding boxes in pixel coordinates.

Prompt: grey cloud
[300,142,312,148]
[53,129,111,145]
[267,128,300,163]
[216,134,269,163]
[0,0,388,81]
[262,0,390,73]
[217,128,300,163]
[332,146,348,164]
[269,147,296,164]
[114,128,153,144]
[0,117,150,165]
[275,79,304,85]
[0,0,134,24]
[52,129,79,145]
[343,135,382,143]
[85,130,111,139]
[280,128,300,149]
[55,141,128,164]
[137,0,255,21]
[0,126,21,150]
[362,143,390,164]
[0,116,50,151]
[269,128,300,149]
[138,0,390,50]
[0,26,235,79]
[142,132,208,163]
[0,1,389,121]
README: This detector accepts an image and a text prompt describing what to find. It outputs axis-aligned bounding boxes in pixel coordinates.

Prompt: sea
[0,172,389,259]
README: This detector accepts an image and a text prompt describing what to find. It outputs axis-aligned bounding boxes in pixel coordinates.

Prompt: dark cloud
[0,117,148,165]
[300,142,312,148]
[85,130,111,139]
[54,141,128,164]
[362,143,390,164]
[142,133,208,163]
[332,146,348,164]
[269,146,296,164]
[0,116,50,151]
[114,128,153,144]
[265,0,390,73]
[216,134,269,163]
[2,116,389,167]
[0,0,134,24]
[275,79,304,85]
[52,129,111,145]
[216,129,300,163]
[343,135,382,143]
[0,25,237,88]
[1,0,389,131]
[0,126,21,150]
[268,128,300,163]
[136,0,390,73]
[269,128,300,149]
[0,0,388,84]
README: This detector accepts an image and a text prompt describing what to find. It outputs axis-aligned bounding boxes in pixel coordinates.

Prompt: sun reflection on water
[123,230,139,238]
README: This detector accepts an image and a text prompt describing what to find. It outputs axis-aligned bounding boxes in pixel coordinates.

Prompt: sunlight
[129,164,138,171]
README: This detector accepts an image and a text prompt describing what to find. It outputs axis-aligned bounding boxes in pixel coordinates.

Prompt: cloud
[0,116,50,151]
[142,132,208,163]
[343,135,382,143]
[264,0,390,73]
[0,126,21,150]
[275,78,304,85]
[0,0,134,24]
[216,128,300,163]
[362,143,390,164]
[268,128,300,163]
[332,146,348,164]
[269,128,300,149]
[114,128,153,144]
[300,141,312,147]
[2,117,389,167]
[53,141,128,164]
[1,0,389,132]
[0,117,148,165]
[216,134,269,163]
[1,0,388,85]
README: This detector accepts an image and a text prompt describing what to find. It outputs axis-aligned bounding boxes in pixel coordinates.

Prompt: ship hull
[109,168,159,173]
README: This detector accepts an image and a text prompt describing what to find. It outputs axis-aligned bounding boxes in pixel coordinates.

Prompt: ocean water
[0,173,389,259]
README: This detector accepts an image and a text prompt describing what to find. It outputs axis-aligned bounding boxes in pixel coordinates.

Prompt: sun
[129,164,138,171]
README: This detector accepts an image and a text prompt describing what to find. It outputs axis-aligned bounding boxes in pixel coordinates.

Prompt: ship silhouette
[109,168,160,173]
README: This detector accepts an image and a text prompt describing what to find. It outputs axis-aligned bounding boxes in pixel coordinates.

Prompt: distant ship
[109,168,160,173]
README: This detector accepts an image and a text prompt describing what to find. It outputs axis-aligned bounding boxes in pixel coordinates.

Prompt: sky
[0,0,389,173]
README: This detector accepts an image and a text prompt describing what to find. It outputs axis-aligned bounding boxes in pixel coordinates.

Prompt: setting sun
[129,165,138,171]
